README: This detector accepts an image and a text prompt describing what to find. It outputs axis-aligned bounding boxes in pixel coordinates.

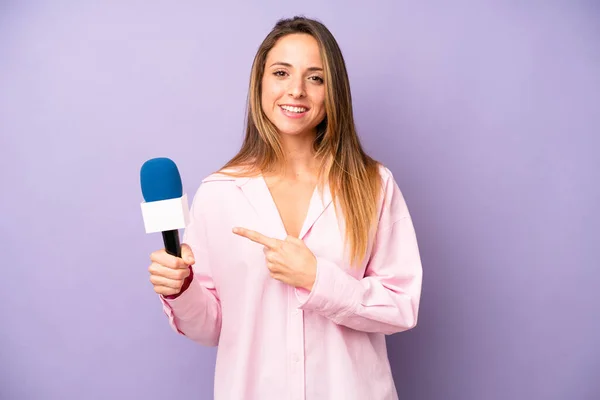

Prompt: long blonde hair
[221,16,382,266]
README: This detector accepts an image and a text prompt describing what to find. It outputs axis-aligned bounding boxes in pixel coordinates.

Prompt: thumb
[181,243,195,265]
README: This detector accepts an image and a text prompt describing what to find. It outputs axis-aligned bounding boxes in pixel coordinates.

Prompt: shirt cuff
[160,270,203,321]
[295,257,360,323]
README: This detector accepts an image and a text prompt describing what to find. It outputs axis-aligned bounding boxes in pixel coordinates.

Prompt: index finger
[233,227,280,249]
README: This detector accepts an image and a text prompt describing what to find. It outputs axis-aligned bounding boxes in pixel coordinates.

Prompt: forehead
[266,33,322,67]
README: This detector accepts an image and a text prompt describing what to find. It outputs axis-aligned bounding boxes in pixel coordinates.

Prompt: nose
[287,76,305,98]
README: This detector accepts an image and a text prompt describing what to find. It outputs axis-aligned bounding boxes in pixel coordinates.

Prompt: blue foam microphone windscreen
[139,157,189,258]
[140,157,183,202]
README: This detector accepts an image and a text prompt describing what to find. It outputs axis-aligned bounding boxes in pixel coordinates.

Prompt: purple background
[1,2,598,399]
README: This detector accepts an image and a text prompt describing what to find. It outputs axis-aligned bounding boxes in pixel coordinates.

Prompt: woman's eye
[272,70,323,84]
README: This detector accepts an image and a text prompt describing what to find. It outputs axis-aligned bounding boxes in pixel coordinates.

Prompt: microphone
[139,157,190,258]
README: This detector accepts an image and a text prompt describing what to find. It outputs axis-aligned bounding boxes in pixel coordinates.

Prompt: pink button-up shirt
[160,165,423,400]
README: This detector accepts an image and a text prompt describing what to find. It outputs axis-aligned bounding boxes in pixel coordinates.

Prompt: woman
[148,16,423,400]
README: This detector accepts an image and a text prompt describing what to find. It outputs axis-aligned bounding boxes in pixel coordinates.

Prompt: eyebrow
[269,62,323,72]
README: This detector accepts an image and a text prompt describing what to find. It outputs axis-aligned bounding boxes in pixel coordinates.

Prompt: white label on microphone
[140,193,190,233]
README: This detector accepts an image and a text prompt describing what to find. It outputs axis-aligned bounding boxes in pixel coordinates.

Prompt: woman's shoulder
[200,165,254,184]
[190,166,255,202]
[372,162,412,221]
[201,171,239,184]
[375,162,394,181]
[372,162,399,192]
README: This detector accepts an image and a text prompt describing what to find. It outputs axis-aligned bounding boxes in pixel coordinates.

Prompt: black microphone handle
[162,229,181,258]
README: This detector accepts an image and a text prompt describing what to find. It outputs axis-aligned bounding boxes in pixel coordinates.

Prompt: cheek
[262,78,283,102]
[261,93,277,117]
[314,93,326,117]
[311,89,326,110]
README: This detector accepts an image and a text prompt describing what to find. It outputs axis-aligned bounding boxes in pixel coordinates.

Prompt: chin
[276,126,315,137]
[272,119,321,137]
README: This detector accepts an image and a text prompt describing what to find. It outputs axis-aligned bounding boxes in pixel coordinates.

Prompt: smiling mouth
[279,105,309,113]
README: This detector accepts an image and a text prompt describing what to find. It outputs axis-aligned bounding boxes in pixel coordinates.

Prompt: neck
[277,131,319,180]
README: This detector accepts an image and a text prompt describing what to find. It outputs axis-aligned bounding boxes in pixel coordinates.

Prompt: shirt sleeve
[159,185,222,346]
[296,170,423,335]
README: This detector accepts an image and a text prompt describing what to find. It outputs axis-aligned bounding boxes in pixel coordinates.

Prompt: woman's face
[260,33,326,138]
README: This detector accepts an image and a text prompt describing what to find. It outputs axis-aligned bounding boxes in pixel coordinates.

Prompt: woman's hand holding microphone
[148,243,196,298]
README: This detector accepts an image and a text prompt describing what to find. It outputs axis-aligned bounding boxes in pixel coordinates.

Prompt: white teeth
[281,105,307,113]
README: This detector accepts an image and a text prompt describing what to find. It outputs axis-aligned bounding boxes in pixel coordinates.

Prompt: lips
[279,104,309,113]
